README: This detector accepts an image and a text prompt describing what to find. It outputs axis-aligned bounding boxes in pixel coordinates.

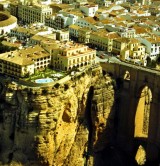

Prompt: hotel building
[51,42,96,71]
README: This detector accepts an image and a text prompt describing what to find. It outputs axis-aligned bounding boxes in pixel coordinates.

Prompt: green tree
[146,56,151,67]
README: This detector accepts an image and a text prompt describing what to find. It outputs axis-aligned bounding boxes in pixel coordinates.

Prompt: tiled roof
[0,45,49,66]
[84,17,97,24]
[69,24,81,30]
[108,32,120,39]
[133,26,148,34]
[114,37,130,43]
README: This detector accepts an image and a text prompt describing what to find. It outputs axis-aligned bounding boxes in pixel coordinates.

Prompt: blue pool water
[35,78,54,83]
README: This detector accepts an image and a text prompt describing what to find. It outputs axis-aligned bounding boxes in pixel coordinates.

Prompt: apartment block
[118,27,136,38]
[18,4,52,24]
[78,27,91,43]
[56,30,69,42]
[138,35,160,60]
[10,25,53,41]
[45,12,79,30]
[9,2,19,17]
[120,39,147,65]
[80,4,98,17]
[51,42,96,71]
[10,27,31,40]
[0,45,51,78]
[112,37,130,54]
[90,30,119,52]
[45,15,56,28]
[69,24,81,41]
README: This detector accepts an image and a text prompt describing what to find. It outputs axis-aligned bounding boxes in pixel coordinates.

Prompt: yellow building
[0,45,51,78]
[120,38,147,66]
[78,27,91,43]
[90,30,119,52]
[18,4,52,24]
[112,37,130,54]
[30,34,56,45]
[51,42,96,71]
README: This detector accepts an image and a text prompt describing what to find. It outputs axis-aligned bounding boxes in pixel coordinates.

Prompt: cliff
[0,66,116,166]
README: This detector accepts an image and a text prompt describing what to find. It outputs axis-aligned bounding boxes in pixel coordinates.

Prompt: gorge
[0,64,159,166]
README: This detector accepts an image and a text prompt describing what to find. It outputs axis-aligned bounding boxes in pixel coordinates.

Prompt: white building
[51,42,96,71]
[138,35,160,60]
[39,0,52,5]
[55,30,69,41]
[105,24,135,38]
[134,10,151,17]
[80,4,98,17]
[45,12,79,29]
[62,0,87,4]
[118,27,136,38]
[75,17,103,31]
[39,0,62,5]
[95,0,112,7]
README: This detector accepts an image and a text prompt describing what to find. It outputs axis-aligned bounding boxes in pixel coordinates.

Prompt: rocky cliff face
[0,66,116,166]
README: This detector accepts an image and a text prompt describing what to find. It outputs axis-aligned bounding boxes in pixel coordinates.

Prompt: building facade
[112,37,130,54]
[139,35,160,60]
[69,24,81,41]
[55,30,69,42]
[80,4,98,17]
[51,42,96,71]
[90,30,119,52]
[0,45,51,77]
[120,39,147,66]
[78,27,91,43]
[18,4,52,24]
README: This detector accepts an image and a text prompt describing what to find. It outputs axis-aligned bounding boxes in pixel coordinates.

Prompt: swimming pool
[35,78,54,83]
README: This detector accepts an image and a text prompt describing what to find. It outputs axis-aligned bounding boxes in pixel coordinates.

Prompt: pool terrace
[23,68,67,83]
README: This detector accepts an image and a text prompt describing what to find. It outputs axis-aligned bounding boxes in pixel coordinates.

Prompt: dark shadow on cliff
[92,76,138,166]
[105,76,160,166]
[94,146,138,166]
[83,86,94,164]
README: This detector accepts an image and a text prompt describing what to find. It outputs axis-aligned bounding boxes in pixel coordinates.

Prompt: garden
[23,67,67,83]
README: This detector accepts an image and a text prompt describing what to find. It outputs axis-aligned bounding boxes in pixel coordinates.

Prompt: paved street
[96,50,121,63]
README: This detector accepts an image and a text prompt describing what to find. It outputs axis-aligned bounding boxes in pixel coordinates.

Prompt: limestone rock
[0,66,115,165]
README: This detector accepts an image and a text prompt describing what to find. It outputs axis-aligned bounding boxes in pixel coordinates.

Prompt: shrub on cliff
[54,83,60,89]
[64,84,69,91]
